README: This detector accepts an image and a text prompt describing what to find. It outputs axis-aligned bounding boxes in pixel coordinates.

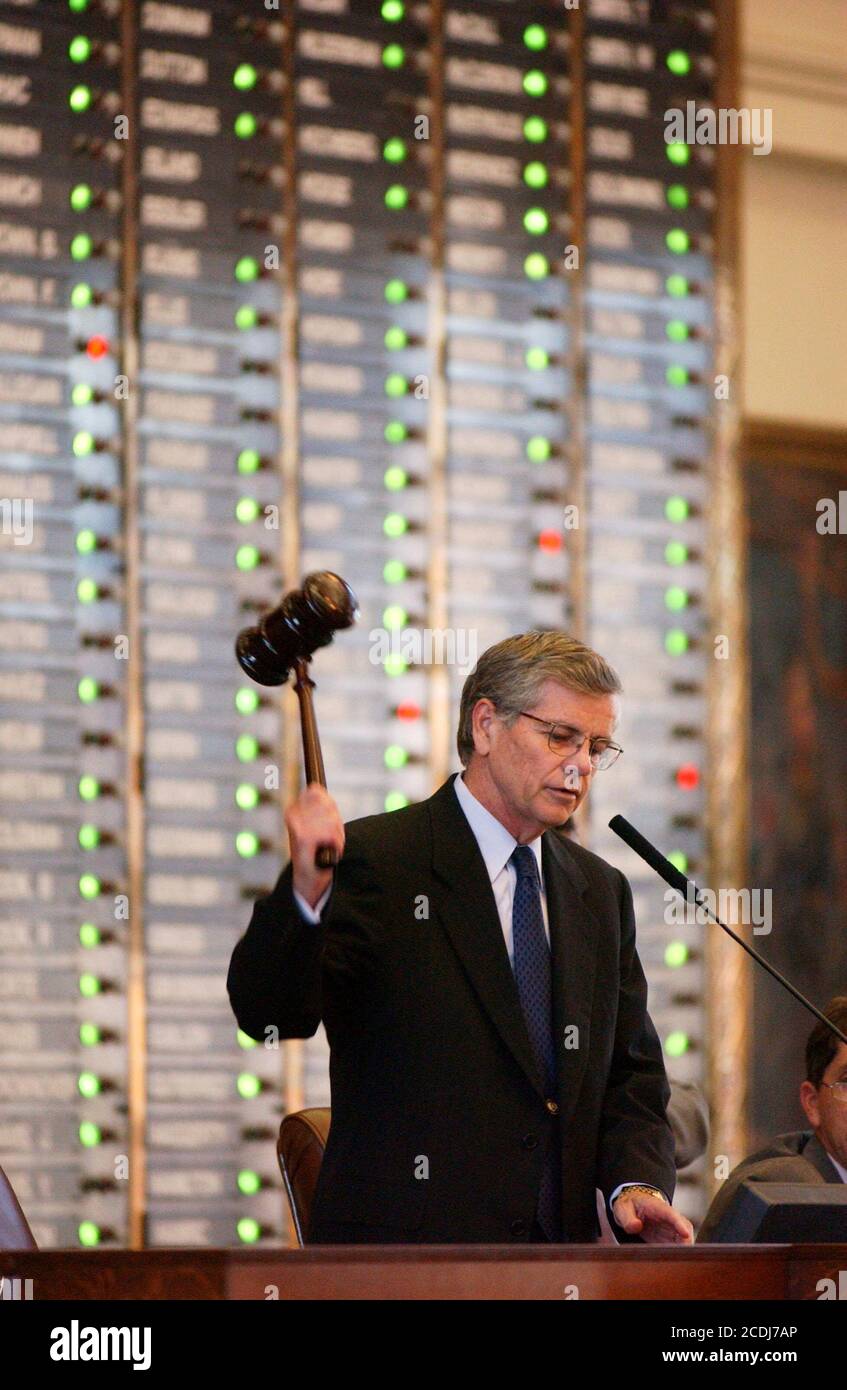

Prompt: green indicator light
[79,1023,101,1047]
[382,43,405,69]
[77,577,98,604]
[236,831,260,858]
[665,585,689,611]
[235,256,260,282]
[384,653,408,676]
[233,64,258,92]
[70,183,93,212]
[523,70,548,98]
[79,973,100,999]
[381,0,405,17]
[383,465,407,491]
[523,115,548,143]
[666,50,691,75]
[666,364,689,387]
[237,1029,258,1050]
[238,1170,262,1196]
[523,207,549,235]
[383,605,407,630]
[384,325,408,350]
[524,252,549,280]
[72,380,94,403]
[384,744,408,769]
[236,496,260,524]
[665,540,688,566]
[526,436,552,463]
[76,529,97,554]
[77,678,99,705]
[69,0,91,11]
[70,233,94,261]
[666,228,690,255]
[69,35,92,63]
[73,430,95,457]
[668,850,689,874]
[383,137,407,164]
[78,1221,101,1247]
[79,922,100,947]
[384,183,409,210]
[666,183,689,209]
[236,544,260,571]
[523,161,549,189]
[665,495,690,523]
[237,448,261,474]
[665,1030,689,1058]
[665,941,689,969]
[384,372,407,398]
[666,319,689,342]
[237,1217,261,1244]
[666,141,690,166]
[236,734,259,762]
[78,824,100,850]
[385,791,409,811]
[384,278,408,304]
[666,273,689,298]
[236,783,259,810]
[78,1071,100,1099]
[78,776,101,802]
[523,24,548,51]
[235,687,259,715]
[235,305,259,330]
[234,112,258,139]
[383,512,408,538]
[237,1072,261,1100]
[69,85,92,113]
[665,628,689,656]
[78,872,100,900]
[79,1121,101,1148]
[383,559,407,584]
[384,420,407,444]
[70,284,94,310]
[526,346,550,371]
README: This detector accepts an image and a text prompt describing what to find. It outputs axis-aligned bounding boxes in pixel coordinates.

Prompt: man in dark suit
[697,997,847,1241]
[227,630,693,1244]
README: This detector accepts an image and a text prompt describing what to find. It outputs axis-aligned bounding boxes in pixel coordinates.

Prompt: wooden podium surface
[1,1245,845,1299]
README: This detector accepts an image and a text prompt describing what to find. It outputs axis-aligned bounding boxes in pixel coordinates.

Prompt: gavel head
[235,571,359,686]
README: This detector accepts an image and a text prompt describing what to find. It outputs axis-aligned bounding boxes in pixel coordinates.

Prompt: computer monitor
[702,1182,847,1243]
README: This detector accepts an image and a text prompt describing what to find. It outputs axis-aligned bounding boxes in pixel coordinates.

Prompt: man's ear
[800,1079,820,1128]
[471,698,497,754]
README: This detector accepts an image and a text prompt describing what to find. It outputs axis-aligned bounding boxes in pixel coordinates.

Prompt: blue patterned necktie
[510,844,562,1241]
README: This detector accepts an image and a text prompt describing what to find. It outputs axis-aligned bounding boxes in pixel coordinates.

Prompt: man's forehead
[534,680,620,727]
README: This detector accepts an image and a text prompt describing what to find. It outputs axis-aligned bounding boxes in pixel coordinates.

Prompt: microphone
[609,814,847,1049]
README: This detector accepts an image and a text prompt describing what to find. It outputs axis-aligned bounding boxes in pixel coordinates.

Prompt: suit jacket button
[511,1219,528,1238]
[522,1133,539,1150]
[546,1099,559,1115]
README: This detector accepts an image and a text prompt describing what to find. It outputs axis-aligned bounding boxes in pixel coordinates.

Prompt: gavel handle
[293,658,337,869]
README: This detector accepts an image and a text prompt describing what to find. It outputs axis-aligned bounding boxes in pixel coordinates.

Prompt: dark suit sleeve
[226,830,384,1043]
[595,868,676,1236]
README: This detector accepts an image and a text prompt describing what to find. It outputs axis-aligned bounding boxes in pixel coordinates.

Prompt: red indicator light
[395,702,421,721]
[86,335,109,359]
[676,763,700,790]
[538,529,562,552]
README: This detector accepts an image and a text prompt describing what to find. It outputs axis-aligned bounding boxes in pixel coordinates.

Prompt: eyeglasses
[820,1081,847,1102]
[516,711,623,771]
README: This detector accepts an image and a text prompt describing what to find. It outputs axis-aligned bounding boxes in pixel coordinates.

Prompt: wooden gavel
[235,571,359,868]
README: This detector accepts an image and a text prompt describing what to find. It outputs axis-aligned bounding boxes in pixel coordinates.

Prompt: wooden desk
[1,1245,845,1299]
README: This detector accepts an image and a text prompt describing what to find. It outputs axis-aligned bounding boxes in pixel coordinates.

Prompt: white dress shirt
[292,771,663,1223]
[829,1152,847,1183]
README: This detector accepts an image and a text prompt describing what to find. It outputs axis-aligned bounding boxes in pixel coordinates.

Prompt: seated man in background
[697,995,847,1242]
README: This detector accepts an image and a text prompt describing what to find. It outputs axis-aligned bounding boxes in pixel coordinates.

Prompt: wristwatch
[614,1184,669,1204]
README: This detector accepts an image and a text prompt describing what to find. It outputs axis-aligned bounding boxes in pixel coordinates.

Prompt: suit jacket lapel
[804,1132,844,1182]
[428,775,600,1115]
[543,830,599,1131]
[429,776,544,1097]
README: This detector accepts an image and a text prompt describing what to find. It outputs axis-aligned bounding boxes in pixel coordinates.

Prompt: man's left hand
[612,1189,694,1244]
